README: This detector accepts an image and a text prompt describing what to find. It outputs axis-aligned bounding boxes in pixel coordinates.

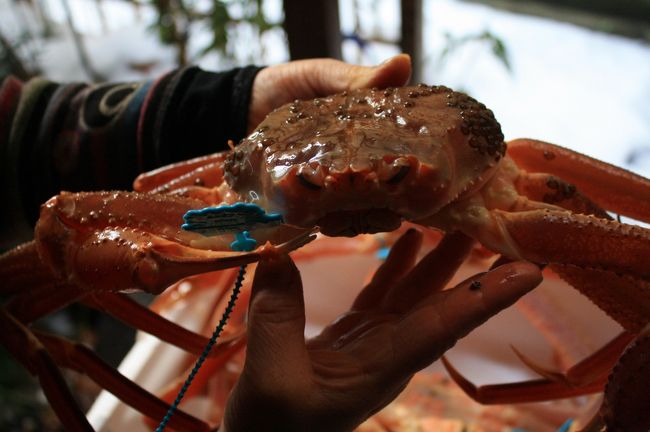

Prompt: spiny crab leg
[489,210,650,280]
[488,211,650,331]
[2,188,313,352]
[508,139,650,223]
[601,324,650,431]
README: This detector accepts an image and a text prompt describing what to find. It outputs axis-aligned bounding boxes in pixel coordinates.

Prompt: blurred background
[2,0,649,174]
[1,0,650,430]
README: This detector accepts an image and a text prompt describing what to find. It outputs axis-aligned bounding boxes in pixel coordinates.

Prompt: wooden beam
[0,30,33,80]
[463,0,650,41]
[401,0,423,84]
[282,0,342,60]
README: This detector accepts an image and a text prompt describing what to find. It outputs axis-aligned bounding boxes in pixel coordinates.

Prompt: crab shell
[223,85,505,236]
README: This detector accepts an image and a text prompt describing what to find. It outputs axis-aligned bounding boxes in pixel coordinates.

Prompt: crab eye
[297,173,322,190]
[386,165,410,184]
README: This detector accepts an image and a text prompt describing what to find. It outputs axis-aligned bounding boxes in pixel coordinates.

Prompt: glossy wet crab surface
[223,85,505,235]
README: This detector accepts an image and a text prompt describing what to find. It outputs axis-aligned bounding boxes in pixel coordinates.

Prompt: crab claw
[34,191,313,295]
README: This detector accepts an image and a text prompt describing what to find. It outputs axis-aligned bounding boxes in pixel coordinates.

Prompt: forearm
[0,66,262,249]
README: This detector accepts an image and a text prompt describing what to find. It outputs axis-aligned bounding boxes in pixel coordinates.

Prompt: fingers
[347,53,412,90]
[393,261,542,376]
[352,228,422,310]
[245,252,309,369]
[248,54,412,132]
[382,232,475,313]
[293,54,412,98]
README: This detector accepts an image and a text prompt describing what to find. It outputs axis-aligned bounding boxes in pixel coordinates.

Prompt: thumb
[347,53,413,90]
[308,53,412,96]
[246,253,308,365]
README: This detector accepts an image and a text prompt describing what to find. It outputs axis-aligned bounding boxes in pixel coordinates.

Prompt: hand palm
[224,229,541,432]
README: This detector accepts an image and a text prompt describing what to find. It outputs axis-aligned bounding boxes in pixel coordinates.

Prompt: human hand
[222,229,542,432]
[247,54,412,133]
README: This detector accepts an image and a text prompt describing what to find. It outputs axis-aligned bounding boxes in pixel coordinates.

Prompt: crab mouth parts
[317,209,402,237]
[293,157,414,190]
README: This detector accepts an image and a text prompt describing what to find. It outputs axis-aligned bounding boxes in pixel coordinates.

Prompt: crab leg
[508,139,650,223]
[443,328,648,430]
[488,209,650,279]
[81,292,245,357]
[441,356,607,404]
[0,308,94,431]
[145,272,253,428]
[506,332,636,387]
[0,241,57,295]
[488,210,650,330]
[510,331,637,387]
[514,171,610,219]
[552,264,650,332]
[133,152,229,192]
[6,281,85,323]
[601,324,650,431]
[35,331,212,432]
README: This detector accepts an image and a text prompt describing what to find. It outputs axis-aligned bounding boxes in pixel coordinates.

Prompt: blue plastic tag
[229,231,256,252]
[376,246,391,260]
[182,203,284,237]
[556,419,573,432]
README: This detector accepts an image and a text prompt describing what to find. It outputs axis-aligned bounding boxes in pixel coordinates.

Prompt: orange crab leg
[566,332,636,386]
[601,324,650,431]
[6,282,85,323]
[146,277,252,428]
[491,209,650,280]
[0,241,57,296]
[511,331,637,387]
[514,171,610,219]
[35,331,212,432]
[508,139,650,223]
[150,339,247,428]
[81,292,245,357]
[441,356,607,404]
[148,267,240,313]
[443,331,638,406]
[552,264,650,332]
[133,152,228,192]
[0,308,94,431]
[490,210,650,330]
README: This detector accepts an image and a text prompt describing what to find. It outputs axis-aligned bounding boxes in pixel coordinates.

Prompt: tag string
[155,264,247,432]
[157,202,282,431]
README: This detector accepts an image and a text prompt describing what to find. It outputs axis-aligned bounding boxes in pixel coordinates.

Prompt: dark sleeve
[0,66,263,248]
